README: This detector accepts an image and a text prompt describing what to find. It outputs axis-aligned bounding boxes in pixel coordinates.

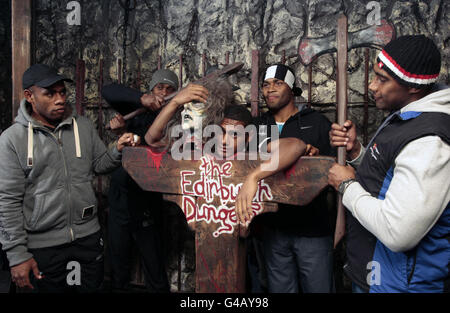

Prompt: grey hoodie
[0,100,122,266]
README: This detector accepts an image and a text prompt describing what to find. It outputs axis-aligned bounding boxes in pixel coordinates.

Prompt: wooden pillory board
[123,147,335,292]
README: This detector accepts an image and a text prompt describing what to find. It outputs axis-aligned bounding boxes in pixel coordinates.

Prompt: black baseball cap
[22,64,73,90]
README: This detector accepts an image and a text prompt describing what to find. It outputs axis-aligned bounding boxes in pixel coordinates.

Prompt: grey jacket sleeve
[90,121,122,175]
[347,142,366,169]
[0,133,33,266]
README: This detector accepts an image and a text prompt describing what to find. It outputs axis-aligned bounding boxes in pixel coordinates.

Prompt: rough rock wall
[29,0,450,292]
[0,0,12,132]
[33,1,450,124]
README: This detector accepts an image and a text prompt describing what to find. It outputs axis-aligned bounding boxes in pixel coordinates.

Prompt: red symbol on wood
[146,149,167,172]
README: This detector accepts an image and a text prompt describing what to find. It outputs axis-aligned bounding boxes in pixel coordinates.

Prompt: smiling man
[239,64,336,293]
[0,64,137,292]
[328,35,450,293]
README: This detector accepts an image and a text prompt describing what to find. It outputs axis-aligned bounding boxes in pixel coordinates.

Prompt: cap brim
[35,75,73,88]
[293,87,302,97]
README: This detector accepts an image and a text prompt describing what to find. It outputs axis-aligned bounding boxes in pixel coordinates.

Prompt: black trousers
[107,166,169,292]
[28,230,104,293]
[0,245,11,293]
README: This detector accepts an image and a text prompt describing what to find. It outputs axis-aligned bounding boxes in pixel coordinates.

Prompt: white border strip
[284,70,295,89]
[264,65,295,89]
[378,52,438,85]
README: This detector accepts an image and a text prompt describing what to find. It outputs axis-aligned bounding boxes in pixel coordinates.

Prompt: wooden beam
[334,14,348,247]
[250,50,259,117]
[122,147,335,208]
[75,59,86,116]
[123,146,335,292]
[11,0,32,119]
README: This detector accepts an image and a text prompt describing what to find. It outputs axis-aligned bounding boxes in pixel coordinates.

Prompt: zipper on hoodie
[23,101,76,242]
[407,249,418,286]
[51,130,75,242]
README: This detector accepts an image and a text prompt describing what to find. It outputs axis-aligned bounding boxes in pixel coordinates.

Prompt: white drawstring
[73,118,81,158]
[27,122,33,167]
[26,118,82,169]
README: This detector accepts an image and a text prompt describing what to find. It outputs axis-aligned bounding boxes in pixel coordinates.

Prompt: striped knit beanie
[377,35,441,89]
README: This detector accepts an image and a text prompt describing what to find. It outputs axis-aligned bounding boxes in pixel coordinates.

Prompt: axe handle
[106,62,244,130]
[105,93,176,130]
[334,14,348,248]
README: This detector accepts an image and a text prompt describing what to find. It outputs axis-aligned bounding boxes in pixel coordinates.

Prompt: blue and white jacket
[343,87,450,293]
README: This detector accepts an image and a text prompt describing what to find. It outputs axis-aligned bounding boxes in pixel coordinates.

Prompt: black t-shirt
[252,107,336,237]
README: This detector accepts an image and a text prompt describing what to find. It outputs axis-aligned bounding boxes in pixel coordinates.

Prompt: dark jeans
[247,236,268,293]
[352,282,368,293]
[107,167,132,289]
[107,166,169,292]
[28,231,104,293]
[262,228,334,293]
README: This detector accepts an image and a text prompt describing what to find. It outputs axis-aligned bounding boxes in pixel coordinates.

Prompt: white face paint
[181,102,206,130]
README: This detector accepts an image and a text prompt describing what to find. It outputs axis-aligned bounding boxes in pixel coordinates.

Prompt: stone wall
[0,0,12,132]
[3,0,448,292]
[32,1,450,140]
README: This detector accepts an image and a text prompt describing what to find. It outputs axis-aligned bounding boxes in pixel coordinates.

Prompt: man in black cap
[101,69,179,292]
[236,64,336,293]
[328,35,450,293]
[0,64,138,292]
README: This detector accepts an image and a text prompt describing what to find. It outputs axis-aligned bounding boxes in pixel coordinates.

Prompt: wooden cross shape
[122,146,334,293]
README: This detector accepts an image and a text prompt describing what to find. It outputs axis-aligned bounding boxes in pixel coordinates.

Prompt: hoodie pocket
[71,181,98,224]
[26,187,67,232]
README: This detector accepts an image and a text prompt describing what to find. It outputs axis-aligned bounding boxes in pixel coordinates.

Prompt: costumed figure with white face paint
[145,76,239,154]
[181,101,207,131]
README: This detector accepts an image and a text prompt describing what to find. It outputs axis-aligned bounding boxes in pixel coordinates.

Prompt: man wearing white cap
[238,63,336,293]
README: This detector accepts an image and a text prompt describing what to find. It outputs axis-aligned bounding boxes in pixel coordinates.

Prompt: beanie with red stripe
[377,35,441,89]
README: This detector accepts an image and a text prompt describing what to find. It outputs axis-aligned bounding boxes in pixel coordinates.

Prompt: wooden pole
[75,59,86,116]
[250,50,260,117]
[281,50,286,64]
[136,57,141,90]
[308,60,313,108]
[202,51,206,77]
[179,54,183,90]
[363,48,370,146]
[11,0,32,119]
[97,58,104,212]
[334,14,348,248]
[117,58,122,84]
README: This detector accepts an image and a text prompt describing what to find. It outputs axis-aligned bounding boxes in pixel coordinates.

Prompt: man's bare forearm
[144,100,178,145]
[255,137,306,181]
